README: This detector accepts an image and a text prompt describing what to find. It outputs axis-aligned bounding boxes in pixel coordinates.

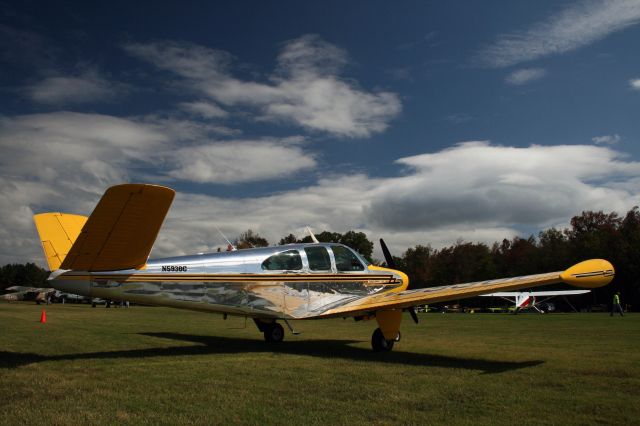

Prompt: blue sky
[1,0,640,265]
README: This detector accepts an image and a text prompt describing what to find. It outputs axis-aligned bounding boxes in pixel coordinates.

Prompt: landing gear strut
[371,327,396,352]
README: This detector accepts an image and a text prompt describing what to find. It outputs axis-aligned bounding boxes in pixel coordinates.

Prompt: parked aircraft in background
[33,184,614,351]
[480,290,591,313]
[0,286,99,305]
[1,286,56,304]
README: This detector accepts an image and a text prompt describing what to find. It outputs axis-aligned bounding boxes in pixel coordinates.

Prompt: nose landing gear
[371,327,398,352]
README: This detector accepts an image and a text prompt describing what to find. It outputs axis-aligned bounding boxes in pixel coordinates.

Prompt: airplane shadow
[0,332,543,374]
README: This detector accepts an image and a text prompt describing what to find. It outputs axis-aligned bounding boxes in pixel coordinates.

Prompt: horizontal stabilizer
[60,184,175,271]
[33,212,88,271]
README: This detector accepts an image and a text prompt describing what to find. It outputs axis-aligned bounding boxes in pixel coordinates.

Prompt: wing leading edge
[320,259,614,318]
[480,290,590,297]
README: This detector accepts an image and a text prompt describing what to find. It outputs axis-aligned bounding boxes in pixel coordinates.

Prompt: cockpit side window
[332,245,365,271]
[261,250,303,271]
[304,247,332,271]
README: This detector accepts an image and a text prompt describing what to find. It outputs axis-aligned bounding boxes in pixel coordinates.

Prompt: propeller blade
[379,238,396,269]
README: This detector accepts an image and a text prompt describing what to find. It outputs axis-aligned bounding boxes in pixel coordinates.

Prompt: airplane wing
[479,290,591,297]
[320,259,612,318]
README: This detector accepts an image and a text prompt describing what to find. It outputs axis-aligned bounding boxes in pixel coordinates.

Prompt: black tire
[263,323,285,343]
[371,327,394,352]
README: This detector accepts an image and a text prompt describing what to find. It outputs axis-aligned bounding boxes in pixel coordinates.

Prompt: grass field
[1,303,638,425]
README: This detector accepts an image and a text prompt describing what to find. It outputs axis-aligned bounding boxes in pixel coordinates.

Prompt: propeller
[379,238,396,269]
[380,238,419,324]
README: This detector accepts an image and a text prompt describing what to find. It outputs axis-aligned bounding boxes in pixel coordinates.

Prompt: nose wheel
[371,327,396,352]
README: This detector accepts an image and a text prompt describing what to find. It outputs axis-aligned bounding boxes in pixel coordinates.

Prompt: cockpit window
[304,247,332,271]
[261,250,303,271]
[332,245,365,271]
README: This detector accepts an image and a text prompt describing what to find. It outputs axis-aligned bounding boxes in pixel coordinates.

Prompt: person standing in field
[611,292,624,317]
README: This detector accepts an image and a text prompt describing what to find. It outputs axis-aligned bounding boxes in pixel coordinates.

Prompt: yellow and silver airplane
[33,184,615,351]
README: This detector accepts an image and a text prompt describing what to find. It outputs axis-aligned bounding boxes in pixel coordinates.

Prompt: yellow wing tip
[560,259,615,288]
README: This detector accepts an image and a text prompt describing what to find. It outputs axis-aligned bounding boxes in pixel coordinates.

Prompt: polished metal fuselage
[49,243,405,319]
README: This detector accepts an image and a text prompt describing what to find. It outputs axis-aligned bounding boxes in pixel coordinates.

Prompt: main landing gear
[253,319,285,343]
[371,327,400,352]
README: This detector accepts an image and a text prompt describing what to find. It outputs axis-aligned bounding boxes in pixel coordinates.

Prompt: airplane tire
[263,323,285,343]
[371,327,394,352]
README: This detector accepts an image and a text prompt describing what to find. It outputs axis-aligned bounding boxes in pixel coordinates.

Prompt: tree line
[3,208,638,309]
[0,263,49,289]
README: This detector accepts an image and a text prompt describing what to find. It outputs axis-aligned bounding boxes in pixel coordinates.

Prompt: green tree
[0,263,49,289]
[298,231,342,244]
[278,234,298,245]
[339,231,374,262]
[537,228,570,271]
[396,245,433,288]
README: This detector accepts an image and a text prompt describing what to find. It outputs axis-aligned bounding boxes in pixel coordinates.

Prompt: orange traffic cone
[40,310,47,323]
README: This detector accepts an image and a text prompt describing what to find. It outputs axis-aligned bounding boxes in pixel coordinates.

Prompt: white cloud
[152,142,640,260]
[140,115,239,138]
[505,68,547,85]
[124,35,402,138]
[0,112,315,188]
[477,0,640,67]
[630,78,640,90]
[179,101,229,119]
[4,133,640,266]
[0,112,323,264]
[25,70,127,105]
[166,139,316,183]
[592,134,621,144]
[123,41,231,79]
[365,142,640,232]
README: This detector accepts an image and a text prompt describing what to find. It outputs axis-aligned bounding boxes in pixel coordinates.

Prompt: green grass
[1,303,638,425]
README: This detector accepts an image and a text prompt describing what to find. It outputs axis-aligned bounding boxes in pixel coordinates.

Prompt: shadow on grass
[0,332,543,374]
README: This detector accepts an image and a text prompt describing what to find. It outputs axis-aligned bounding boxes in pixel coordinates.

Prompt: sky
[1,0,640,266]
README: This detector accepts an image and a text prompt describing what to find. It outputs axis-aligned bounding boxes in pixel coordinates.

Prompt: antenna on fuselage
[215,226,237,251]
[306,226,319,244]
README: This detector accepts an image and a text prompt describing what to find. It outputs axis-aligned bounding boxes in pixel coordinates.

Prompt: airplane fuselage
[49,243,406,319]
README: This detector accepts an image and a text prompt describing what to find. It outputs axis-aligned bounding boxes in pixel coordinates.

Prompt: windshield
[331,245,365,271]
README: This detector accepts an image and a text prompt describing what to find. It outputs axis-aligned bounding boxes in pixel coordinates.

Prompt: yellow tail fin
[33,184,175,272]
[59,184,175,272]
[33,213,88,271]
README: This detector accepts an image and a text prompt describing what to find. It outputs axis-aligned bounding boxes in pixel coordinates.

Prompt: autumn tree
[235,229,269,249]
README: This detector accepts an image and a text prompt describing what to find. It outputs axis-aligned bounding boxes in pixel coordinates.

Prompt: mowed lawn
[0,303,638,425]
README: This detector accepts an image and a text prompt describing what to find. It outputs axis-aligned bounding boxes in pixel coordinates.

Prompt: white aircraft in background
[480,289,591,313]
[1,286,56,304]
